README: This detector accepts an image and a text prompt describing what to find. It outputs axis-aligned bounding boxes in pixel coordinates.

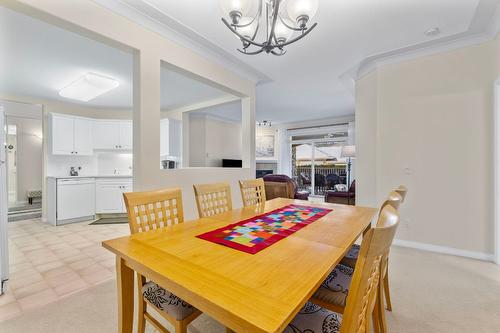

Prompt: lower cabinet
[95,178,132,214]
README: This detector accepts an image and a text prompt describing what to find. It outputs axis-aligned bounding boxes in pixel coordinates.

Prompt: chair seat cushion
[142,281,195,320]
[284,301,342,333]
[340,244,360,268]
[313,264,354,307]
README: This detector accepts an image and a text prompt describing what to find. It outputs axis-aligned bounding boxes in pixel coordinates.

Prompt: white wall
[356,36,498,257]
[188,114,242,167]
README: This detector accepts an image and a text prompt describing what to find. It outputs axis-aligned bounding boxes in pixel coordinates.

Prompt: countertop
[47,175,133,179]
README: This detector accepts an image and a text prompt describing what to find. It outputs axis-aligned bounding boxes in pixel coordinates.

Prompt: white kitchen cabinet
[119,121,133,150]
[50,113,93,156]
[93,121,120,150]
[160,118,181,158]
[73,118,93,155]
[95,178,132,214]
[93,120,132,150]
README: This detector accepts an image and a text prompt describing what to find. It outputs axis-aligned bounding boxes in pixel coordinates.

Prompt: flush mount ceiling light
[59,73,119,102]
[220,0,318,56]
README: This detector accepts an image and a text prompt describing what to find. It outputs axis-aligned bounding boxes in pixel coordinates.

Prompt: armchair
[324,180,356,205]
[263,174,309,201]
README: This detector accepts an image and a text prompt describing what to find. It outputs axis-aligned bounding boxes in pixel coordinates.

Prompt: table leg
[116,257,134,333]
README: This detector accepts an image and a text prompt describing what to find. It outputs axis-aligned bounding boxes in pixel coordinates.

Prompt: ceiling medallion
[220,0,319,56]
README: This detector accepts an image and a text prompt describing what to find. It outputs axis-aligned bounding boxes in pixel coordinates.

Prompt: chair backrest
[123,188,184,234]
[395,185,408,202]
[239,179,266,207]
[340,206,400,333]
[377,191,402,221]
[193,182,233,218]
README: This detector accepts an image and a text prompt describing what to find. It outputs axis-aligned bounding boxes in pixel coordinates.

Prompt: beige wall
[356,36,499,255]
[8,0,256,221]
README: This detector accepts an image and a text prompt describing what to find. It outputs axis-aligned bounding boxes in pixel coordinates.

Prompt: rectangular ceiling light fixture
[59,72,119,102]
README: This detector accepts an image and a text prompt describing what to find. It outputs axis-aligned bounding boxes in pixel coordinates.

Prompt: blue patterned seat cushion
[142,281,195,320]
[313,264,354,307]
[340,244,360,268]
[284,302,342,333]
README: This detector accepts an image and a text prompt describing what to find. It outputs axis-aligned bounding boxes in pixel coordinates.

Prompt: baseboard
[393,239,495,262]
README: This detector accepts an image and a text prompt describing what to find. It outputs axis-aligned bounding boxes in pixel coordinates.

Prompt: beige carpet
[1,246,500,333]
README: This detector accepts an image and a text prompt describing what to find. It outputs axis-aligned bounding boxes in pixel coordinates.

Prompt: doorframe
[0,106,9,293]
[494,81,500,265]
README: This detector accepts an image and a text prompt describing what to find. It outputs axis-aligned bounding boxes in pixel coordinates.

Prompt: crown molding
[342,0,500,88]
[92,0,271,85]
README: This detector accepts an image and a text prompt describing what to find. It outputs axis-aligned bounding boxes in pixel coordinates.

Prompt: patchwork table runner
[196,204,332,254]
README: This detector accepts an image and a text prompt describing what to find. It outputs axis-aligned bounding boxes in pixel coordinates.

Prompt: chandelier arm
[237,48,265,55]
[277,22,318,47]
[271,49,287,56]
[278,15,304,32]
[221,18,266,47]
[266,0,281,45]
[250,15,261,42]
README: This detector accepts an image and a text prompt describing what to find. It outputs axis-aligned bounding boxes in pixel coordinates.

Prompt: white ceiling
[0,6,230,110]
[1,1,499,122]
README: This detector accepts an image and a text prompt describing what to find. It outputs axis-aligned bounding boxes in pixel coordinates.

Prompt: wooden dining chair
[238,178,266,207]
[123,188,201,333]
[193,182,233,218]
[311,190,403,333]
[285,205,400,333]
[395,185,408,202]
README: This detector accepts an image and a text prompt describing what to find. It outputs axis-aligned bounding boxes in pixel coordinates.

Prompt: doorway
[289,125,351,196]
[1,101,43,222]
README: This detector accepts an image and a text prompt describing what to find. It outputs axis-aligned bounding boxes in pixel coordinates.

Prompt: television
[222,159,242,168]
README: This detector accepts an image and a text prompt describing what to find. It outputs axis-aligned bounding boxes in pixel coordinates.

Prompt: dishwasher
[56,178,96,225]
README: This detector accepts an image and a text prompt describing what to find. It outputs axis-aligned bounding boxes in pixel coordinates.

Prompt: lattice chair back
[239,179,266,207]
[193,182,233,218]
[123,188,184,234]
[340,206,399,333]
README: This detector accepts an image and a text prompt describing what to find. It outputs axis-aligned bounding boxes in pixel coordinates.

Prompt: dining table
[102,197,377,333]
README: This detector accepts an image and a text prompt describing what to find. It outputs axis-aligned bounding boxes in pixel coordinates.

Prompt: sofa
[324,180,356,205]
[263,174,310,201]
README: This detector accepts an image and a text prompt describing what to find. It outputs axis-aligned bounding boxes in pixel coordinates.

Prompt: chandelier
[219,0,319,56]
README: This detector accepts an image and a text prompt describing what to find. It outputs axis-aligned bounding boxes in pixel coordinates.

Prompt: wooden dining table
[102,198,377,333]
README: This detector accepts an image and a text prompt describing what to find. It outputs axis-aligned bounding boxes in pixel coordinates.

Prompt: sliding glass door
[289,125,350,196]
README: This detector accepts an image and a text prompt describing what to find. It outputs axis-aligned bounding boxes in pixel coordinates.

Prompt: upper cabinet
[50,113,133,155]
[50,114,93,156]
[93,120,132,151]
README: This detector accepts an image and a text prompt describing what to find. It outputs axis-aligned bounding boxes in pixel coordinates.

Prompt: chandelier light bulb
[274,18,294,43]
[286,0,319,28]
[237,17,258,39]
[220,0,252,24]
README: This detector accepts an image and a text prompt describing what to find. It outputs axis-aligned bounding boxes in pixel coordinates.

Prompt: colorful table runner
[196,204,332,254]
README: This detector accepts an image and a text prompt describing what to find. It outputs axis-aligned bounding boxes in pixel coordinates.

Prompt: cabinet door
[119,121,133,150]
[160,119,169,157]
[73,118,93,155]
[95,183,123,213]
[120,182,133,213]
[51,115,74,155]
[93,121,120,149]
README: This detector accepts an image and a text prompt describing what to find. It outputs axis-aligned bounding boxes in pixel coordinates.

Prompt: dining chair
[395,185,408,202]
[238,178,266,207]
[311,190,403,332]
[123,188,201,333]
[285,205,400,333]
[193,182,233,218]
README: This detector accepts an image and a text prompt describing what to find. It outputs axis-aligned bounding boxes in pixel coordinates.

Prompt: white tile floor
[0,218,129,322]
